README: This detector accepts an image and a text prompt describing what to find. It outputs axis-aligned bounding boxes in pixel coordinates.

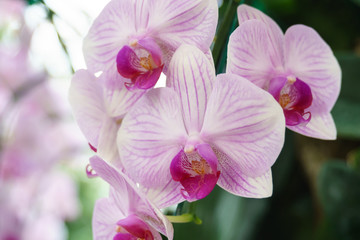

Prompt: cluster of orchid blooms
[69,0,341,239]
[0,1,81,239]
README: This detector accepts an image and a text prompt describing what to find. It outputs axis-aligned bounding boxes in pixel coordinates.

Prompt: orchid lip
[268,76,313,126]
[114,214,154,240]
[170,143,220,201]
[116,37,163,90]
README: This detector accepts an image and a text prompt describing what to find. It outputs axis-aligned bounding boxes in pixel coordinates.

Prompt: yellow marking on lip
[191,159,208,175]
[140,56,152,70]
[279,93,291,108]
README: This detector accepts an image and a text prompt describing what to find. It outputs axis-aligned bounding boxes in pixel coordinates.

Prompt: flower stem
[212,0,243,68]
[166,213,202,225]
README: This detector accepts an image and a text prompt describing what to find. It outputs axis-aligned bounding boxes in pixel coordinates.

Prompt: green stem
[166,213,202,225]
[166,213,194,223]
[212,0,242,68]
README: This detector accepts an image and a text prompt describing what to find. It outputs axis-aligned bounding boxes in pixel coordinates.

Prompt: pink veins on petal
[116,38,163,90]
[268,76,313,126]
[170,143,220,202]
[114,214,154,240]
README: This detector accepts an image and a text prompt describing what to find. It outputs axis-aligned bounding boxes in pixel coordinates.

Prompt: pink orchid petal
[214,148,273,198]
[89,156,174,239]
[97,117,122,166]
[83,0,138,74]
[90,156,139,212]
[141,181,184,209]
[102,77,146,118]
[167,44,215,133]
[237,4,284,67]
[117,87,187,188]
[92,197,126,240]
[227,20,282,88]
[287,112,336,140]
[68,70,105,147]
[284,24,341,113]
[201,74,285,178]
[151,0,218,52]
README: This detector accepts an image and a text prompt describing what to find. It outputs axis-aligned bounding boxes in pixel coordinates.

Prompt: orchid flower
[83,0,218,90]
[89,156,174,240]
[117,45,285,202]
[227,4,341,140]
[68,70,145,166]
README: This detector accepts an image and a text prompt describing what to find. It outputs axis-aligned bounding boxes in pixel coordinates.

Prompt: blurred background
[0,0,359,240]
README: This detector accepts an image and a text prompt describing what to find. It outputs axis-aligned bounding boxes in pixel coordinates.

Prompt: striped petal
[149,0,218,52]
[83,0,138,74]
[92,197,125,240]
[227,20,281,88]
[117,87,187,187]
[89,156,174,239]
[201,74,285,178]
[213,148,273,198]
[284,25,341,114]
[237,4,284,67]
[167,44,215,133]
[141,181,184,209]
[287,112,336,140]
[103,78,146,118]
[68,70,105,147]
[97,117,122,166]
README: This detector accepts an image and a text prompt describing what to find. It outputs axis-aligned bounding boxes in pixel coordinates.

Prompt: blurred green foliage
[66,171,109,240]
[318,160,360,240]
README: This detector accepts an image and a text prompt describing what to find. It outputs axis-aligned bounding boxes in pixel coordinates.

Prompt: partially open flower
[89,156,174,240]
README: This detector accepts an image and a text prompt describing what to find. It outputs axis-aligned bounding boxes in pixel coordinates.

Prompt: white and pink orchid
[227,4,341,140]
[117,45,285,202]
[68,70,146,166]
[83,0,218,90]
[89,156,174,240]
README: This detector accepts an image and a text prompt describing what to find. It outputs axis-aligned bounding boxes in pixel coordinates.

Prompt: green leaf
[332,99,360,139]
[317,160,360,240]
[336,54,360,102]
